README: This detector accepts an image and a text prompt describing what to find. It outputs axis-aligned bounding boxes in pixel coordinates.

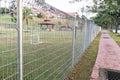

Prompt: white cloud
[45,0,95,18]
[45,0,80,12]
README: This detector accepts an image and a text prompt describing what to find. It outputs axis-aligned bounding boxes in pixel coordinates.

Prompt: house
[30,2,74,19]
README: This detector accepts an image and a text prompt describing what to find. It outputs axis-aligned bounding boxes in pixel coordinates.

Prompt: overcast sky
[45,0,95,17]
[46,0,81,12]
[0,0,95,18]
[45,0,94,11]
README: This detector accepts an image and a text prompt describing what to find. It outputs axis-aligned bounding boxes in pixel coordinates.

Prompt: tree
[91,13,113,29]
[9,0,33,24]
[103,0,120,33]
[90,0,120,33]
[37,12,44,18]
[71,0,120,33]
[0,8,9,14]
[9,0,17,23]
[23,7,33,25]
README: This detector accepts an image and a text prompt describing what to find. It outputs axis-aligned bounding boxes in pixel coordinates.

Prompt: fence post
[83,20,86,51]
[17,0,23,80]
[72,14,77,67]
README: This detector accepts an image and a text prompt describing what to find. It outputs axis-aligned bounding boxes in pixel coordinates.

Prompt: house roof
[65,12,78,17]
[38,19,55,25]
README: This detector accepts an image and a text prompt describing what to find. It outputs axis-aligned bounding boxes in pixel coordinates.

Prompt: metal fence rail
[0,0,100,80]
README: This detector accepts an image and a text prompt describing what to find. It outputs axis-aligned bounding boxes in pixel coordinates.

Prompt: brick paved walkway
[91,30,120,80]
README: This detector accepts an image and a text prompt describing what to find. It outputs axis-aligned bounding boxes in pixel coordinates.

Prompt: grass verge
[66,33,101,80]
[109,31,120,46]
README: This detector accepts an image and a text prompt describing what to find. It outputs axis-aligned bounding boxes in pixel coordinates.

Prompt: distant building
[30,2,74,19]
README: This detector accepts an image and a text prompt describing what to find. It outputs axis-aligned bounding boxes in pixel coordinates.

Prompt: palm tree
[23,7,33,25]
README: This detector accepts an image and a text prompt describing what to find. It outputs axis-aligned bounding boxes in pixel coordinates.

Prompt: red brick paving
[91,30,120,80]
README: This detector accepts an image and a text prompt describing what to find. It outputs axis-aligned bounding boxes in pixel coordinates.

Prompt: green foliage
[9,1,33,24]
[57,21,62,25]
[81,15,88,20]
[9,0,17,23]
[91,13,113,28]
[0,8,9,14]
[23,7,33,25]
[0,14,13,23]
[23,8,32,16]
[11,17,17,23]
[90,0,120,33]
[109,5,116,11]
[109,31,120,46]
[37,12,44,18]
[118,0,120,5]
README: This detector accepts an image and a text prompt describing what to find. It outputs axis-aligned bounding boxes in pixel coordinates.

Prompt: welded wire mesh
[21,0,73,80]
[0,0,100,80]
[0,0,18,80]
[22,19,73,80]
[73,18,100,65]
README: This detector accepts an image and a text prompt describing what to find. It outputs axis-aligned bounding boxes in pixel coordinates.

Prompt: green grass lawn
[0,17,99,80]
[66,33,101,80]
[0,27,73,80]
[109,31,120,46]
[0,14,14,23]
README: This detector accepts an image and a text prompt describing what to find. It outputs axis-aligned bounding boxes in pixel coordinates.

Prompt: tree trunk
[26,19,28,25]
[115,26,118,33]
[115,23,118,33]
[110,24,113,32]
[115,15,119,33]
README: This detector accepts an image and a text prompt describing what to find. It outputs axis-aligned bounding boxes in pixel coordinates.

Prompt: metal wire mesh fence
[0,0,100,80]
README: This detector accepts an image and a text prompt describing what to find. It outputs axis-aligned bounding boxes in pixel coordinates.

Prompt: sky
[46,0,81,12]
[45,0,95,17]
[0,0,96,18]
